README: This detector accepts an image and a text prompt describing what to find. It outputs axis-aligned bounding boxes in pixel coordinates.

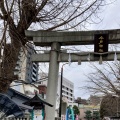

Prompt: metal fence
[0,112,31,120]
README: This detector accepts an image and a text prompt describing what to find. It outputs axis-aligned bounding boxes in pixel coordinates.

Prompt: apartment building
[38,72,74,117]
[88,95,101,106]
[39,72,74,102]
[11,44,39,95]
[57,76,74,102]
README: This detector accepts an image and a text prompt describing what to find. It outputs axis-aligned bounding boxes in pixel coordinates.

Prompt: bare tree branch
[0,0,111,92]
[84,62,120,97]
[46,0,98,30]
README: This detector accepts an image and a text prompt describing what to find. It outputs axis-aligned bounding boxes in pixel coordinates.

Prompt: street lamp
[59,63,68,118]
[112,94,119,117]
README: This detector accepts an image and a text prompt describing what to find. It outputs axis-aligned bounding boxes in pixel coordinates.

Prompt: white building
[39,72,74,117]
[11,44,39,96]
[59,76,74,102]
[40,72,74,102]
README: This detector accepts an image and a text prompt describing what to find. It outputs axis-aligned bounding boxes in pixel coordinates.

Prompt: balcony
[32,72,37,77]
[16,60,22,65]
[32,77,36,81]
[33,67,37,72]
[33,62,37,67]
[15,66,21,71]
[14,71,19,75]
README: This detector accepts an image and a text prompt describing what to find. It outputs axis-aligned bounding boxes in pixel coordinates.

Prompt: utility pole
[59,66,63,118]
[59,63,68,118]
[0,48,2,78]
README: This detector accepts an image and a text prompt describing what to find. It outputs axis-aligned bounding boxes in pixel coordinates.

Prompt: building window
[33,69,37,74]
[33,64,37,68]
[70,89,73,92]
[32,74,36,78]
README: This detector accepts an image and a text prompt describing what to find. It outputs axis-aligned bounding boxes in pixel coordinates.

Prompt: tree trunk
[0,22,26,93]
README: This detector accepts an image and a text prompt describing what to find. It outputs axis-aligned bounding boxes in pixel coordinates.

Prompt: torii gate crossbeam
[25,29,120,46]
[25,29,120,120]
[31,51,120,62]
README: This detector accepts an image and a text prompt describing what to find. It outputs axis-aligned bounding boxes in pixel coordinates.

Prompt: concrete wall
[61,102,67,115]
[68,102,78,107]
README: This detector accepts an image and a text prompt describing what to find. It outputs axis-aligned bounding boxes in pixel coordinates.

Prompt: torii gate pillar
[45,42,60,120]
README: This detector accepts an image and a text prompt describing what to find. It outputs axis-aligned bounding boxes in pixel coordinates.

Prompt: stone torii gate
[25,29,120,120]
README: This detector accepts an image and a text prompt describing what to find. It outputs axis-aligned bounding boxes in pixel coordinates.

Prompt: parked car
[103,117,111,120]
[103,116,120,120]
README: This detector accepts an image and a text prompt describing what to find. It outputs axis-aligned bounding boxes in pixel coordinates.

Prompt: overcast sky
[39,0,120,100]
[61,0,120,99]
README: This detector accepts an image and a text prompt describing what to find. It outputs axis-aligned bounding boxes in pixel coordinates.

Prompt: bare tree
[83,61,120,96]
[83,61,120,117]
[0,0,109,92]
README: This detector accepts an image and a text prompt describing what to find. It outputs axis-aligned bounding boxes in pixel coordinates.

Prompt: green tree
[73,105,80,118]
[92,111,100,120]
[84,110,92,120]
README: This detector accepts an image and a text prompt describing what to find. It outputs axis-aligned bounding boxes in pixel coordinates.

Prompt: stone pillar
[45,42,60,120]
